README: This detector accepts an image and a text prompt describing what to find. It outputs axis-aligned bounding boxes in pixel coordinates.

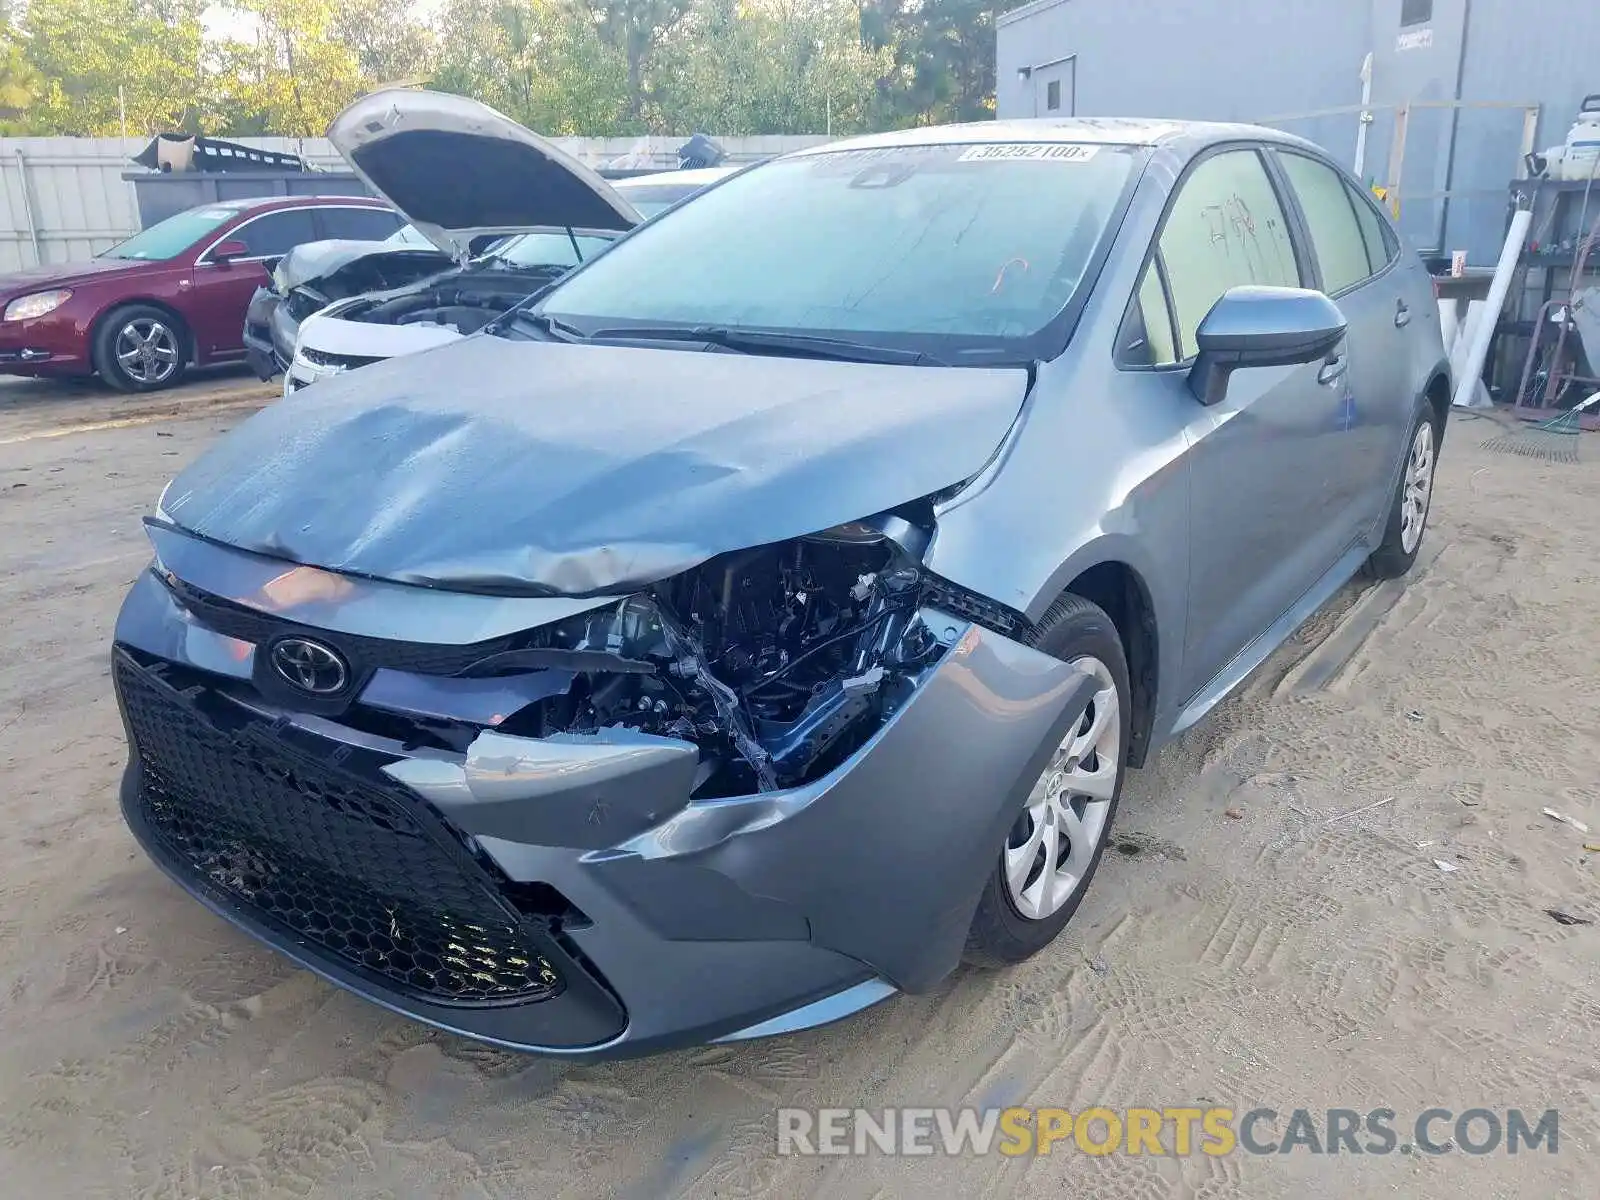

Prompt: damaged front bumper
[112,531,1094,1058]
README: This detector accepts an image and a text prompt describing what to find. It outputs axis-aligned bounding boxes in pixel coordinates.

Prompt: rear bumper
[112,546,1093,1058]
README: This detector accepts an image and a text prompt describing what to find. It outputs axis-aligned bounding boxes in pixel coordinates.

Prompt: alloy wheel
[114,317,180,386]
[1004,655,1121,922]
[1399,420,1435,554]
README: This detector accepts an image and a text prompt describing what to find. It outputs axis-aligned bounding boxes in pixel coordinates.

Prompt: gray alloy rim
[1004,654,1121,922]
[114,317,180,385]
[1400,420,1435,555]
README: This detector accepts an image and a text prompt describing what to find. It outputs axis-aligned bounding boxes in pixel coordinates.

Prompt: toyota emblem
[269,637,349,695]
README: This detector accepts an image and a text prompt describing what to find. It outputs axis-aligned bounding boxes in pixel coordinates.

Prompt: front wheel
[1364,405,1438,580]
[963,594,1130,967]
[93,304,189,393]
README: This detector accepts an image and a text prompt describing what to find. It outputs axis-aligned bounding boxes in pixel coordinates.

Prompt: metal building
[995,0,1598,263]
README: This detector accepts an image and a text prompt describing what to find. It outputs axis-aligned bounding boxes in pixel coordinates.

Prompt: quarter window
[1345,179,1399,275]
[224,209,319,260]
[1154,149,1301,360]
[1278,153,1372,295]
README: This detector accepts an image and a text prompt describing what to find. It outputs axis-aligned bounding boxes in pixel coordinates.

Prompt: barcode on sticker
[956,143,1100,163]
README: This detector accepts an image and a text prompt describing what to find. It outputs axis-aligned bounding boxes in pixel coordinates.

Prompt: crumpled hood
[160,335,1028,595]
[272,238,450,294]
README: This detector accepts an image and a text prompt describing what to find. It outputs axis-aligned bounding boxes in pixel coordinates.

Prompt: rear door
[1118,146,1348,702]
[1270,149,1412,541]
[186,207,319,360]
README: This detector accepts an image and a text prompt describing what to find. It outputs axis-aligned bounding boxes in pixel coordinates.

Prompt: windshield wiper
[496,309,588,342]
[584,324,944,366]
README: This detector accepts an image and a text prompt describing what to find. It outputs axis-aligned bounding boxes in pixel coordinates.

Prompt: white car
[284,90,734,394]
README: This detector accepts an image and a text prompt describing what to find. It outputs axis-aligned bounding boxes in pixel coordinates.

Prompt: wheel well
[1064,562,1158,768]
[1426,373,1450,448]
[90,299,194,370]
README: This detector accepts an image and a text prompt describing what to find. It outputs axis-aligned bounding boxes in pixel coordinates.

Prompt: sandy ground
[0,376,1597,1199]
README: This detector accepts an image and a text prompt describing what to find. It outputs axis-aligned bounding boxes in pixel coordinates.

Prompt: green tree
[859,0,994,126]
[433,0,629,134]
[15,0,210,135]
[577,0,693,125]
[658,0,890,136]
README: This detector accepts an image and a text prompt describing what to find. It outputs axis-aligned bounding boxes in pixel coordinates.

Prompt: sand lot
[0,378,1596,1199]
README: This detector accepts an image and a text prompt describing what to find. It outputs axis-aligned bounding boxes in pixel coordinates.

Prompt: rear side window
[317,206,402,241]
[227,209,319,259]
[1154,148,1301,361]
[1277,153,1372,295]
[1345,180,1399,275]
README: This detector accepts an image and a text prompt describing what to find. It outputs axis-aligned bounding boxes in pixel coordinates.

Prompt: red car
[0,195,400,392]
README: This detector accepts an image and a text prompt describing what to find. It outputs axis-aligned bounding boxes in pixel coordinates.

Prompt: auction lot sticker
[956,143,1100,163]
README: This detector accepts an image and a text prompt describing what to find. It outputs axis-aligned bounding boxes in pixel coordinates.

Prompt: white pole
[1452,205,1533,409]
[1354,53,1373,179]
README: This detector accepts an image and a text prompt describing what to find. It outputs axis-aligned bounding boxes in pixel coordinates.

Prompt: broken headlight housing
[491,515,947,796]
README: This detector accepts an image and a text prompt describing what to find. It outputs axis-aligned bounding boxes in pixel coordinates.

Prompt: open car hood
[158,337,1030,596]
[327,89,640,261]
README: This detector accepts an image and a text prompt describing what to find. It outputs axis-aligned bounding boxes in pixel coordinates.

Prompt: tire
[93,304,189,393]
[963,594,1131,968]
[1364,402,1439,581]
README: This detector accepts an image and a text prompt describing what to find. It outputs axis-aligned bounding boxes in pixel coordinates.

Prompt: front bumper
[242,287,295,383]
[112,531,1093,1058]
[0,310,89,376]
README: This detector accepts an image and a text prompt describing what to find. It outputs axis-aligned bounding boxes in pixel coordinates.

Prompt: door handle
[1394,300,1411,328]
[1317,353,1348,386]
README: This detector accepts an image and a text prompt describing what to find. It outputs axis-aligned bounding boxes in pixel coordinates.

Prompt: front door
[1271,149,1416,542]
[186,207,320,360]
[1130,147,1349,701]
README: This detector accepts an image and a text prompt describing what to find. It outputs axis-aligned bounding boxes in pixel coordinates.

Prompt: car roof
[789,118,1320,157]
[203,194,392,214]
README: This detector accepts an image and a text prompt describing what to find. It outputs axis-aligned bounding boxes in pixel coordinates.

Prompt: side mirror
[211,239,250,264]
[1188,286,1347,406]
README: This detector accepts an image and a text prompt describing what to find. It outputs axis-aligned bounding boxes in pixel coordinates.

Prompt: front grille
[161,575,522,676]
[301,345,386,370]
[116,653,561,1005]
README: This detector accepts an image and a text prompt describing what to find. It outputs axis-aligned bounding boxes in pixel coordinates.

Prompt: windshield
[531,142,1140,360]
[384,224,431,247]
[489,231,615,270]
[100,206,237,261]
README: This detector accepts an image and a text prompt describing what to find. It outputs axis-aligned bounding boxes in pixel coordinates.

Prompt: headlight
[271,262,289,293]
[3,289,71,321]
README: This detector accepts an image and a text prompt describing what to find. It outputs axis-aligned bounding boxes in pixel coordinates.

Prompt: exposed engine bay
[318,264,571,336]
[428,514,1020,797]
[281,250,453,324]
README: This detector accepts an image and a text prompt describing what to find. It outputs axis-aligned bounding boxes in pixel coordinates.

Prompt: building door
[1032,58,1076,117]
[1365,0,1467,254]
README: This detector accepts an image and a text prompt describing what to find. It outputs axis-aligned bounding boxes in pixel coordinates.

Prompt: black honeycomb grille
[116,654,560,1005]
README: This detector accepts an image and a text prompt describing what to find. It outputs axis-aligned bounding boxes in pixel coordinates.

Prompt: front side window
[1277,152,1373,295]
[1156,148,1301,360]
[100,206,237,261]
[225,209,319,260]
[530,142,1141,361]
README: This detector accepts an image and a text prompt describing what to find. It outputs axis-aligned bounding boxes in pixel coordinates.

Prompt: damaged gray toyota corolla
[113,117,1449,1058]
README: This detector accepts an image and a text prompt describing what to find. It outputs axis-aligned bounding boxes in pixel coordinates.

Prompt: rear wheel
[93,304,189,392]
[1364,404,1438,580]
[963,595,1130,967]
